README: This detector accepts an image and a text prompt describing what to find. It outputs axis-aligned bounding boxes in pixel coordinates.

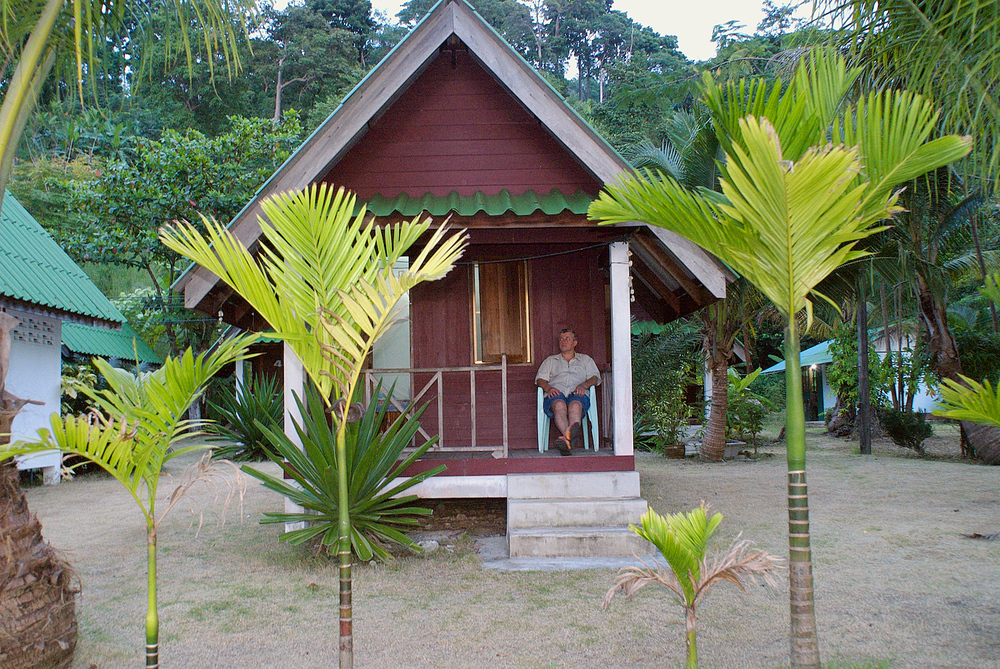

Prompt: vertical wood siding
[323,48,601,198]
[410,244,608,450]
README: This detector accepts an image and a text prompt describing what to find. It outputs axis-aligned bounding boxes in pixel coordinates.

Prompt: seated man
[535,328,600,455]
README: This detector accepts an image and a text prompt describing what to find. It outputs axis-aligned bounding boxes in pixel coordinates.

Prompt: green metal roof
[0,191,124,324]
[62,321,163,365]
[361,189,594,218]
[762,341,833,374]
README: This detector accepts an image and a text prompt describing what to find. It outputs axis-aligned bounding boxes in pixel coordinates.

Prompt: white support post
[234,358,246,399]
[609,242,634,456]
[283,342,306,530]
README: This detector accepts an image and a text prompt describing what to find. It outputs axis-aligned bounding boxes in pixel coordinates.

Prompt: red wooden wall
[409,241,608,450]
[323,47,601,198]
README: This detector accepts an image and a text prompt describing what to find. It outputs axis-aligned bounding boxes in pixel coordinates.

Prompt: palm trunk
[685,605,698,669]
[915,274,962,381]
[146,526,159,668]
[700,358,728,461]
[784,321,820,669]
[336,428,353,668]
[0,315,77,669]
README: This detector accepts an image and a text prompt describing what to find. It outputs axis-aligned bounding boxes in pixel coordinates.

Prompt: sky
[370,0,811,62]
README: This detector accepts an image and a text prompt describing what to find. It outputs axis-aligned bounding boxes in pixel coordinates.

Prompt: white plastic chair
[537,386,599,452]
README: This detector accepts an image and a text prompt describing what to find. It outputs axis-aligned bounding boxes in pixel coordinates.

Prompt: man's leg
[551,399,569,435]
[568,400,584,448]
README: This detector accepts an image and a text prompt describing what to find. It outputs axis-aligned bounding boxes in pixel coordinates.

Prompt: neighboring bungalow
[0,191,127,483]
[173,0,731,556]
[62,321,163,367]
[763,335,939,420]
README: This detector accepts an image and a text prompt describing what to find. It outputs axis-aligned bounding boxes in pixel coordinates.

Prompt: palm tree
[160,182,466,669]
[0,313,77,668]
[1,335,254,668]
[628,113,769,462]
[0,0,254,210]
[590,51,971,668]
[819,0,1000,191]
[1,8,251,662]
[604,504,783,669]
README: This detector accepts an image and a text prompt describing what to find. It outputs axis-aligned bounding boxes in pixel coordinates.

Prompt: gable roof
[0,191,125,326]
[174,0,728,314]
[62,321,163,365]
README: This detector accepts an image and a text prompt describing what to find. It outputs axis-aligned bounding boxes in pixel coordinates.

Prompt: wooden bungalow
[174,0,730,556]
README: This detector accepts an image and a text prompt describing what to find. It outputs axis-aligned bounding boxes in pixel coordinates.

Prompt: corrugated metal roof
[61,321,163,364]
[361,189,594,218]
[0,192,124,324]
[762,341,833,374]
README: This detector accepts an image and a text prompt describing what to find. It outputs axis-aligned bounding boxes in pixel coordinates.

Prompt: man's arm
[573,376,599,397]
[536,357,561,397]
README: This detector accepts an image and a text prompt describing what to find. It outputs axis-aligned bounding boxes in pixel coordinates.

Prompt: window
[472,261,530,364]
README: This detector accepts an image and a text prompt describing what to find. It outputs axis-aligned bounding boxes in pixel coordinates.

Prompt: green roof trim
[361,189,594,218]
[62,322,163,365]
[0,191,124,324]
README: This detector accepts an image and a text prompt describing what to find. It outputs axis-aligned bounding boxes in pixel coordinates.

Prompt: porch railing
[363,354,509,457]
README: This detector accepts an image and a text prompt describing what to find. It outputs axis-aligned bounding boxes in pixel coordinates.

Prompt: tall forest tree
[67,116,302,357]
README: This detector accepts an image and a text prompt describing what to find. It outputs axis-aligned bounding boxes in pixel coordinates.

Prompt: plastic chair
[537,386,600,452]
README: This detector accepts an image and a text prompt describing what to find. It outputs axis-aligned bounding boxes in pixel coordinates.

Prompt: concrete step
[507,471,640,499]
[508,526,655,558]
[507,497,648,530]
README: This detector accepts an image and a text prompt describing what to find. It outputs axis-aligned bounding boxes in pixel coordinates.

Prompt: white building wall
[6,310,61,471]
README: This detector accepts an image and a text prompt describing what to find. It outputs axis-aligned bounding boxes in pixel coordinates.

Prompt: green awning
[62,322,162,364]
[360,188,594,218]
[762,341,832,374]
[0,191,125,324]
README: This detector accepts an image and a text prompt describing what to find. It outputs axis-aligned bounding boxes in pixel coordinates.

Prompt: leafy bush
[243,383,446,561]
[726,368,775,450]
[647,368,695,447]
[60,362,100,415]
[880,408,933,454]
[632,320,701,449]
[633,411,661,452]
[828,321,889,411]
[205,374,283,461]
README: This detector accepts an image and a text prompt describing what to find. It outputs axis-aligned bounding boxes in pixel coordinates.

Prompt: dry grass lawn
[23,424,1000,669]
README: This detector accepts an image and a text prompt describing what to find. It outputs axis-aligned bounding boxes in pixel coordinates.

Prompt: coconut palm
[819,0,1000,190]
[1,335,254,668]
[590,50,972,668]
[604,504,783,669]
[0,312,78,668]
[160,182,466,669]
[0,0,254,210]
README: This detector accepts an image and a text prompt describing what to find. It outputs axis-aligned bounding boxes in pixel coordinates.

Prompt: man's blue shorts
[543,391,590,418]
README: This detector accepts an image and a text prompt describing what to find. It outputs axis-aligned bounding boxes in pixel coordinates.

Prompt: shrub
[880,408,933,454]
[206,374,283,461]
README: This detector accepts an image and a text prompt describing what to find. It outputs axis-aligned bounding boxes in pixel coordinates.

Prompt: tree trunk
[857,281,872,454]
[700,358,728,462]
[915,273,962,381]
[784,321,821,669]
[962,422,1000,465]
[0,312,78,668]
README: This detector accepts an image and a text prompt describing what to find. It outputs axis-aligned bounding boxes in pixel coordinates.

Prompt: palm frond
[935,376,1000,427]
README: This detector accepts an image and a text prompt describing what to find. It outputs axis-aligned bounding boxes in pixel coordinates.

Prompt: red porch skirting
[399,453,635,477]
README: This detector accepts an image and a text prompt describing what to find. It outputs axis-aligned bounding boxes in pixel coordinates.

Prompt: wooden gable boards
[175,0,727,313]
